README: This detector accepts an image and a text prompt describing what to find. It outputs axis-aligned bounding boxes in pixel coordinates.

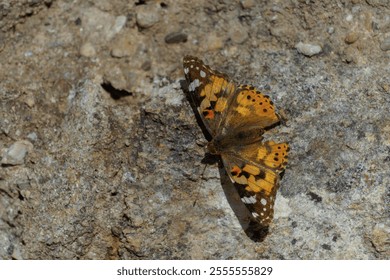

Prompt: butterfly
[183,55,289,229]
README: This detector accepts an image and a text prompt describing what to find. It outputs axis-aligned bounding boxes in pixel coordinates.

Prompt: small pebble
[240,0,255,9]
[24,51,33,57]
[204,33,224,51]
[136,5,160,28]
[229,23,248,44]
[345,14,353,21]
[27,132,38,141]
[345,32,359,44]
[80,42,96,57]
[343,47,357,63]
[295,42,322,57]
[380,36,390,51]
[111,46,129,58]
[24,95,35,108]
[165,32,188,44]
[113,16,127,34]
[141,60,151,71]
[122,171,136,184]
[1,140,33,166]
[327,26,335,34]
[371,223,389,252]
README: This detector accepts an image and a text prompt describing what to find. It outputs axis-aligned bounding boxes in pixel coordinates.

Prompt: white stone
[295,42,322,57]
[1,140,33,165]
[80,42,96,57]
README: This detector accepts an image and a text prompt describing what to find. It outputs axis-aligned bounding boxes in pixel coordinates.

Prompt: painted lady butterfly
[183,55,289,229]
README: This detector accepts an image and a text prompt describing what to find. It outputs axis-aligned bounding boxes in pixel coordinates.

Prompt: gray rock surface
[0,0,389,259]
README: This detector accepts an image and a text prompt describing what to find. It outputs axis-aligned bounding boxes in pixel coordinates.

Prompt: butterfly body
[183,55,289,228]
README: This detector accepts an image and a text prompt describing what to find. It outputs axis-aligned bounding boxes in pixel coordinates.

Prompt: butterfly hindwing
[233,140,289,172]
[221,140,288,227]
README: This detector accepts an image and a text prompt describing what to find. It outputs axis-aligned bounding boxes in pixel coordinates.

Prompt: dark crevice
[307,191,322,203]
[101,82,132,100]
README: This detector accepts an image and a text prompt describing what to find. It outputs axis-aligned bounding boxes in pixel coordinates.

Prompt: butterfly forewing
[221,85,281,136]
[183,55,235,137]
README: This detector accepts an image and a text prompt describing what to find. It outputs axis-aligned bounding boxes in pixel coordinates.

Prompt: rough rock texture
[0,0,389,259]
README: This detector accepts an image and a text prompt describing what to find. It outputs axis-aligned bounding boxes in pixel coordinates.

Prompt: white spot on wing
[184,67,189,74]
[241,195,256,204]
[261,198,267,205]
[189,79,200,92]
[252,212,259,218]
[200,70,206,78]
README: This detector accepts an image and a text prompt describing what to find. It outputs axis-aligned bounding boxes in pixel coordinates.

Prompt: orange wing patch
[222,85,281,134]
[199,74,233,118]
[257,141,289,170]
[235,85,279,126]
[229,164,277,195]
